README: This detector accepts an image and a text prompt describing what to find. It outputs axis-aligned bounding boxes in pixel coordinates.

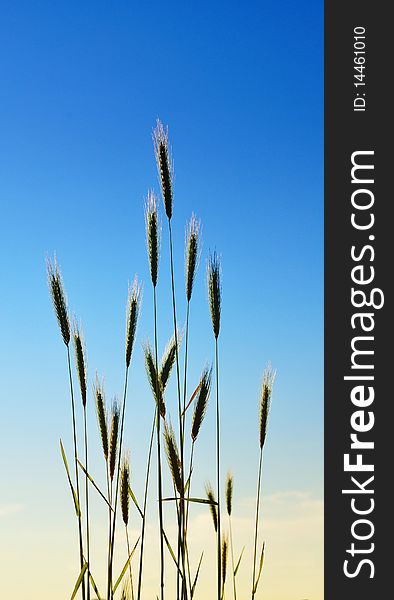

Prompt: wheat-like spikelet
[126,278,141,368]
[191,366,212,442]
[159,332,181,391]
[143,343,165,418]
[120,453,131,526]
[163,421,183,494]
[47,258,70,346]
[205,482,218,532]
[185,214,201,302]
[145,191,160,288]
[259,365,276,449]
[73,324,87,407]
[109,400,120,481]
[153,119,173,220]
[222,534,228,587]
[225,472,233,517]
[94,377,108,461]
[207,252,222,339]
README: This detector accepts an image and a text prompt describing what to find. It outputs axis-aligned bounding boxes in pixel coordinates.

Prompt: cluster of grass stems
[48,121,275,600]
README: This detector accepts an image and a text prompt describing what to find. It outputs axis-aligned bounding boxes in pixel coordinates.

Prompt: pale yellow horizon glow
[0,489,322,599]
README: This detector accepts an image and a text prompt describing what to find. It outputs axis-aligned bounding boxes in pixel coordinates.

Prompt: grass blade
[60,439,80,517]
[162,496,218,505]
[112,537,140,595]
[89,571,102,600]
[163,530,184,579]
[129,485,144,519]
[252,542,265,594]
[71,562,88,600]
[77,459,113,511]
[191,552,204,598]
[234,546,245,577]
[182,382,201,417]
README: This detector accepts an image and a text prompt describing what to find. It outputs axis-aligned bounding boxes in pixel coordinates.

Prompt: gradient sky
[0,1,323,598]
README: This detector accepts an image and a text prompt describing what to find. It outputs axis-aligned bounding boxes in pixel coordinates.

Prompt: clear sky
[0,1,323,599]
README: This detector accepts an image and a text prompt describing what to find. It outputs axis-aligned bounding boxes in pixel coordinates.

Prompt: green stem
[182,302,190,439]
[137,411,156,600]
[83,405,90,600]
[229,516,236,600]
[185,442,195,597]
[154,287,165,600]
[215,338,221,600]
[251,448,263,600]
[66,346,86,600]
[108,366,130,599]
[106,462,112,600]
[168,219,187,600]
[126,526,135,600]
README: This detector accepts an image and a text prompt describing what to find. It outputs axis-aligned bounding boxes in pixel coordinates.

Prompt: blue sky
[0,1,323,597]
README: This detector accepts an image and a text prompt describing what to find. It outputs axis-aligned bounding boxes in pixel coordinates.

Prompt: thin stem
[215,338,221,600]
[154,287,165,600]
[126,526,135,600]
[66,346,86,600]
[185,442,195,597]
[168,219,187,600]
[137,411,156,600]
[106,461,112,600]
[182,302,190,437]
[184,442,194,534]
[108,366,130,599]
[229,517,236,600]
[83,405,91,600]
[251,448,263,600]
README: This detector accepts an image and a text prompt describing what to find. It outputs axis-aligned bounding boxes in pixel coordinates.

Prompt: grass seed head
[73,323,87,407]
[185,214,201,302]
[47,257,70,346]
[126,277,141,367]
[207,252,222,339]
[94,376,109,461]
[153,119,173,220]
[145,191,160,288]
[225,472,233,517]
[109,399,120,481]
[259,364,276,449]
[222,534,228,586]
[205,482,218,532]
[163,421,183,494]
[191,366,212,442]
[120,453,131,526]
[144,342,166,418]
[159,331,181,391]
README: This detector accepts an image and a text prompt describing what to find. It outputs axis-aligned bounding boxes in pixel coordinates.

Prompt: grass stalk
[67,346,86,600]
[251,367,275,599]
[48,259,86,600]
[168,219,188,600]
[136,411,156,600]
[108,376,128,599]
[108,281,140,599]
[125,526,135,600]
[154,287,165,600]
[215,339,222,600]
[83,405,90,600]
[73,325,90,600]
[207,252,222,600]
[251,448,263,600]
[106,459,113,600]
[184,441,195,597]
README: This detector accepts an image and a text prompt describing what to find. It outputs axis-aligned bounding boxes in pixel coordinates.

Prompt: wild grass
[48,120,276,600]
